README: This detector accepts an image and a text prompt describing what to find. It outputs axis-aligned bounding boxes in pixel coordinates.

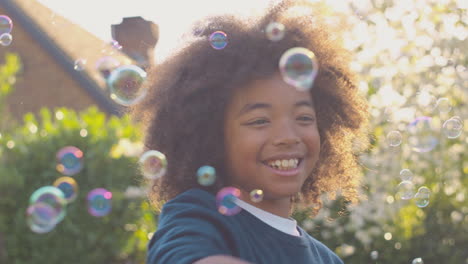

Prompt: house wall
[0,5,99,120]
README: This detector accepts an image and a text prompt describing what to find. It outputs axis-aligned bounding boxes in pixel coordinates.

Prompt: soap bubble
[412,257,424,264]
[279,47,319,91]
[0,15,13,35]
[96,56,120,78]
[209,31,228,50]
[26,202,58,233]
[87,188,112,217]
[107,65,147,106]
[370,250,379,260]
[196,165,216,186]
[56,146,84,176]
[442,118,463,139]
[399,169,413,181]
[53,177,78,203]
[216,187,242,216]
[110,39,122,50]
[414,187,430,208]
[387,130,402,147]
[407,117,438,153]
[74,59,87,71]
[250,189,264,203]
[139,150,167,180]
[0,33,12,46]
[436,98,451,113]
[266,22,285,42]
[396,181,415,200]
[29,186,66,224]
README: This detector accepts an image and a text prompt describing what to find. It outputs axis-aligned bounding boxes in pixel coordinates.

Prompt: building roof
[1,0,137,115]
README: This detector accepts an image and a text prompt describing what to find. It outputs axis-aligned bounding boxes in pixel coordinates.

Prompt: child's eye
[297,115,315,123]
[246,119,269,126]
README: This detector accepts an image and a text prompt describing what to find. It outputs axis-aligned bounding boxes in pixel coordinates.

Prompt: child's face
[224,74,320,201]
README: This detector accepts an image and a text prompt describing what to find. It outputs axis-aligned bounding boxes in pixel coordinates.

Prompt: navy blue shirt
[147,188,343,264]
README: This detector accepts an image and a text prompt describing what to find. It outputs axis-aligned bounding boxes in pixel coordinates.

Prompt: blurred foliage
[296,0,468,263]
[0,107,156,264]
[0,52,21,129]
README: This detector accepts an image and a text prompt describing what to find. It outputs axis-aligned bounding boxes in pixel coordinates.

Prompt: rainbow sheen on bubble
[0,33,12,46]
[53,177,78,203]
[29,186,66,224]
[414,186,430,208]
[266,22,285,42]
[56,146,84,176]
[0,15,13,35]
[87,188,112,217]
[387,130,402,147]
[96,56,120,78]
[399,169,413,181]
[412,257,424,264]
[139,150,167,180]
[396,181,415,200]
[209,31,228,50]
[216,187,242,216]
[442,117,463,139]
[26,202,58,234]
[197,165,216,186]
[407,116,438,153]
[436,98,451,113]
[279,47,319,91]
[107,65,147,106]
[250,189,264,203]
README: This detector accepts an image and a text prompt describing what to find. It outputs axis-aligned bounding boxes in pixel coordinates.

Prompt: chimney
[111,17,159,69]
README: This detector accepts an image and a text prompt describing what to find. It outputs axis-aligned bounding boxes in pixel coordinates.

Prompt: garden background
[0,0,467,263]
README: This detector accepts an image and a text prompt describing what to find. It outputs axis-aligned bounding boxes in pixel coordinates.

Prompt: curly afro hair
[131,0,370,214]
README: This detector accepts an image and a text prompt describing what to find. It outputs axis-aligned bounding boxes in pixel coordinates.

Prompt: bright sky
[37,0,273,61]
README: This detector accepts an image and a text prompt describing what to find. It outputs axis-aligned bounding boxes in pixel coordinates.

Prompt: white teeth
[267,158,299,170]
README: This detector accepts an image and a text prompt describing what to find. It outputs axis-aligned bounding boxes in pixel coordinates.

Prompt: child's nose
[272,121,300,147]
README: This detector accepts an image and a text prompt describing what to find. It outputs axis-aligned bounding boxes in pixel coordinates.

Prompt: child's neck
[239,192,291,218]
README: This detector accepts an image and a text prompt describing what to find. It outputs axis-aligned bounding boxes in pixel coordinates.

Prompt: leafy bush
[0,107,156,264]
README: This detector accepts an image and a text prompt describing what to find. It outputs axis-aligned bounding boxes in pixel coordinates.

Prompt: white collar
[235,198,300,236]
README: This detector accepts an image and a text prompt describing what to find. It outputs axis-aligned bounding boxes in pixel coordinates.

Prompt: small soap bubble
[396,181,415,200]
[56,146,84,176]
[96,56,120,78]
[196,165,216,186]
[279,47,319,91]
[442,118,463,139]
[209,31,228,50]
[399,169,413,181]
[412,257,424,264]
[250,189,264,203]
[265,22,285,42]
[0,33,12,46]
[0,15,13,35]
[386,130,402,147]
[29,186,66,224]
[53,176,78,203]
[74,59,87,71]
[87,188,112,217]
[436,98,451,113]
[370,250,379,260]
[107,65,147,106]
[26,202,58,234]
[414,186,430,208]
[216,187,242,216]
[110,39,122,50]
[139,150,167,180]
[407,117,438,153]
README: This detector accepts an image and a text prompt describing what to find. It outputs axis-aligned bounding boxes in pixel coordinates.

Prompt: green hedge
[0,107,156,264]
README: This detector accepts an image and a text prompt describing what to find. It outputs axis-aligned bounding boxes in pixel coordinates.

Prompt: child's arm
[194,255,253,264]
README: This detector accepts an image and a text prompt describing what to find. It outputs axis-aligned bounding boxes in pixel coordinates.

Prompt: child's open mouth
[263,158,302,171]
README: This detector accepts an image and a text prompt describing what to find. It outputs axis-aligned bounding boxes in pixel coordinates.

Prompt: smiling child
[131,0,369,263]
